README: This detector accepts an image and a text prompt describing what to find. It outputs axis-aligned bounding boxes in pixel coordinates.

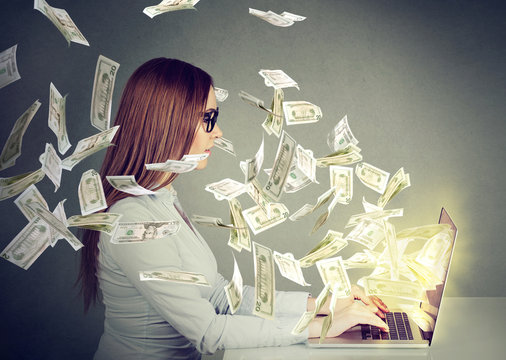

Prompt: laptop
[308,207,458,348]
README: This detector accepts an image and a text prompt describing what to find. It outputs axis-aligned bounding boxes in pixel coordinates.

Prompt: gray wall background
[0,1,505,359]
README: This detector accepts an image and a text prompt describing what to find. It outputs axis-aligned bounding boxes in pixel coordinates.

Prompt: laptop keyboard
[361,312,414,341]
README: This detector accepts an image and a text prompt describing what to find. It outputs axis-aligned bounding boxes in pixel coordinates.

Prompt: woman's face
[188,86,223,170]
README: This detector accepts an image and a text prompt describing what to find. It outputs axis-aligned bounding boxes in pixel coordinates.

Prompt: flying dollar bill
[258,69,299,90]
[296,145,317,183]
[299,230,347,268]
[106,175,154,196]
[326,115,359,152]
[14,184,49,220]
[139,270,210,286]
[213,137,236,156]
[316,144,363,168]
[143,0,199,18]
[78,169,107,215]
[283,101,322,125]
[291,283,331,335]
[384,221,399,280]
[262,88,284,137]
[67,213,122,235]
[34,0,89,46]
[0,100,41,171]
[345,218,386,250]
[396,223,451,240]
[238,90,272,113]
[224,254,243,314]
[242,203,289,235]
[245,178,273,218]
[48,82,71,154]
[241,136,264,183]
[263,130,296,201]
[41,143,62,192]
[363,277,425,302]
[0,169,45,201]
[214,87,228,102]
[249,8,295,27]
[329,165,353,204]
[273,251,310,286]
[49,199,68,246]
[228,198,251,252]
[111,220,180,244]
[252,242,275,320]
[146,159,198,173]
[320,288,339,343]
[415,230,452,276]
[377,167,411,208]
[316,256,352,298]
[191,214,239,229]
[0,44,21,89]
[362,196,383,213]
[90,55,120,131]
[264,157,312,194]
[355,162,390,194]
[289,186,337,221]
[342,251,377,269]
[205,178,247,201]
[279,11,306,22]
[345,208,404,228]
[311,192,340,234]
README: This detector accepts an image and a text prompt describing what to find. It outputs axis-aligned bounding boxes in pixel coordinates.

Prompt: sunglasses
[203,107,219,133]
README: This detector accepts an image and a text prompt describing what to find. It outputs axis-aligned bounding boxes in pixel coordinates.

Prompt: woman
[77,58,389,360]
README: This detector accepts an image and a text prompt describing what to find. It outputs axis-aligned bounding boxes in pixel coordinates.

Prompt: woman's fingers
[370,295,389,313]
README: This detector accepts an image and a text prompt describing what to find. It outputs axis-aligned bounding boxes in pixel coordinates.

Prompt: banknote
[316,256,352,298]
[363,277,425,302]
[61,126,119,171]
[0,216,51,270]
[399,304,435,332]
[320,289,339,342]
[243,203,289,235]
[329,165,353,204]
[139,270,210,286]
[205,178,247,201]
[262,89,284,137]
[143,0,199,18]
[377,167,411,208]
[0,169,45,201]
[384,221,399,280]
[191,214,238,229]
[280,11,306,22]
[396,223,451,240]
[252,242,275,320]
[34,0,89,46]
[90,55,120,131]
[242,137,264,183]
[342,251,377,269]
[180,153,208,162]
[228,198,251,251]
[289,186,337,221]
[355,162,390,194]
[78,169,107,215]
[299,230,347,268]
[238,90,272,113]
[403,257,441,290]
[261,97,274,136]
[0,100,41,171]
[357,266,390,288]
[345,208,404,228]
[245,179,273,218]
[291,283,331,335]
[283,101,322,125]
[214,87,228,102]
[258,69,299,90]
[345,219,386,250]
[26,201,83,250]
[14,184,49,220]
[145,159,198,173]
[326,115,359,152]
[41,143,62,192]
[249,8,295,27]
[67,213,122,235]
[316,144,363,167]
[0,45,21,90]
[264,158,312,194]
[48,82,71,154]
[106,175,154,196]
[111,220,181,244]
[224,254,243,314]
[273,252,310,286]
[263,131,296,201]
[415,230,452,273]
[362,196,383,213]
[296,145,317,183]
[49,199,68,246]
[311,192,340,234]
[213,137,236,156]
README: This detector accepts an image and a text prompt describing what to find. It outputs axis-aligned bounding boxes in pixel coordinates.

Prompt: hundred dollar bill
[0,100,41,171]
[311,192,341,234]
[377,167,411,208]
[262,89,284,137]
[384,221,399,280]
[67,213,122,235]
[264,157,312,194]
[106,175,154,196]
[0,169,45,201]
[228,198,251,252]
[238,90,272,113]
[78,169,107,215]
[224,254,243,314]
[139,270,210,286]
[61,126,119,171]
[283,101,322,125]
[243,203,289,235]
[111,220,180,244]
[14,184,49,220]
[329,165,353,204]
[252,242,275,320]
[396,223,451,240]
[355,162,390,194]
[143,0,199,18]
[214,137,236,156]
[316,256,352,298]
[292,283,331,335]
[0,216,51,270]
[214,87,228,102]
[34,0,89,46]
[289,186,337,221]
[258,69,299,90]
[146,159,198,173]
[205,178,247,201]
[364,277,425,302]
[326,115,359,152]
[299,230,347,268]
[41,143,62,192]
[48,82,71,154]
[296,145,317,183]
[345,208,404,228]
[91,55,120,131]
[249,8,295,27]
[280,11,306,22]
[191,214,238,229]
[343,251,377,269]
[316,144,363,167]
[264,131,296,201]
[26,201,83,250]
[0,45,21,90]
[345,219,386,250]
[242,136,264,183]
[274,252,310,286]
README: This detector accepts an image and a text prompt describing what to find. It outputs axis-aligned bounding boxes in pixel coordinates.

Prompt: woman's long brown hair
[76,58,213,312]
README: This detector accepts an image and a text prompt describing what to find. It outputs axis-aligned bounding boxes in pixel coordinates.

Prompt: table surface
[216,297,506,360]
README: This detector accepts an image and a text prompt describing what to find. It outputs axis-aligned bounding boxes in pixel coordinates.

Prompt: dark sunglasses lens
[204,109,218,132]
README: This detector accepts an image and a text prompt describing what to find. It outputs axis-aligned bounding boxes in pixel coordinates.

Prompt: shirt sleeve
[102,199,309,354]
